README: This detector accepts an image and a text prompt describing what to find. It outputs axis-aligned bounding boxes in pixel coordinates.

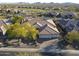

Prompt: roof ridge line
[47,24,59,33]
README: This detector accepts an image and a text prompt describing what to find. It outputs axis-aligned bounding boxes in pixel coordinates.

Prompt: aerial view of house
[0,0,79,57]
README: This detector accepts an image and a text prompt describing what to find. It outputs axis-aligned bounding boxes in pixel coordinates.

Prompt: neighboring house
[0,20,7,35]
[13,9,20,14]
[57,18,79,33]
[26,17,60,40]
[61,12,76,19]
[0,19,11,35]
[57,18,69,28]
[56,13,62,18]
[75,20,79,31]
[3,19,12,25]
[0,26,7,35]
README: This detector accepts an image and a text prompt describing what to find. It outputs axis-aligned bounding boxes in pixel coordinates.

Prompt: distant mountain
[0,2,79,8]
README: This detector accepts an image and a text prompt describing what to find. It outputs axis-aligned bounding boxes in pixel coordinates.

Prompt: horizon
[0,0,79,4]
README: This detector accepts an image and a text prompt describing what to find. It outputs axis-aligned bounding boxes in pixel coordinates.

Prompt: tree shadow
[58,39,69,49]
[71,40,79,50]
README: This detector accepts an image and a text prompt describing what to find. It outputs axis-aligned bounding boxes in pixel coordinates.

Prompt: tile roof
[39,28,51,35]
[46,19,56,27]
[39,25,59,35]
[26,17,59,34]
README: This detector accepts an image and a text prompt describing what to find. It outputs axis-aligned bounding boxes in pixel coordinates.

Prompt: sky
[0,0,79,3]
